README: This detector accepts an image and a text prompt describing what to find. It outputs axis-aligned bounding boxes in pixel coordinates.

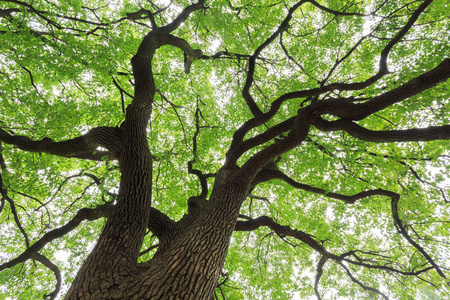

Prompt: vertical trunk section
[65,179,247,300]
[128,181,247,299]
[65,126,153,299]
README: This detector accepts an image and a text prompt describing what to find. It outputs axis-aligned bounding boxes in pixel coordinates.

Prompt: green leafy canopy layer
[0,0,449,299]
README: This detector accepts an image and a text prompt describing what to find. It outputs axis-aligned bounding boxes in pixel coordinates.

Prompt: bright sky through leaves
[0,0,449,299]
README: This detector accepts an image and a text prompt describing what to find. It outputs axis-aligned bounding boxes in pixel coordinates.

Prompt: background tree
[0,0,449,299]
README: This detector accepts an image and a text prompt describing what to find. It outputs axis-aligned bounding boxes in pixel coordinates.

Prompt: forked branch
[231,0,435,153]
[252,167,448,279]
[0,202,174,272]
[227,57,450,169]
[235,215,333,257]
[0,202,115,272]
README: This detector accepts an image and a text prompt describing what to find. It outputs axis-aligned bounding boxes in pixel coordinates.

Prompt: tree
[0,0,449,298]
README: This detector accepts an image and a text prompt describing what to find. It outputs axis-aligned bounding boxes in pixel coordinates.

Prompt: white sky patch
[158,0,172,6]
[325,206,335,222]
[209,39,221,52]
[80,71,94,82]
[77,125,91,135]
[54,250,71,262]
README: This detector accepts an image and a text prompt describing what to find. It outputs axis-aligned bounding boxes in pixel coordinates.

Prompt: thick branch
[227,117,296,163]
[233,107,314,181]
[227,57,450,166]
[147,207,176,238]
[314,118,450,143]
[159,34,203,74]
[0,127,119,160]
[159,0,206,34]
[230,0,435,153]
[0,8,20,18]
[314,58,450,120]
[99,184,175,238]
[127,32,202,129]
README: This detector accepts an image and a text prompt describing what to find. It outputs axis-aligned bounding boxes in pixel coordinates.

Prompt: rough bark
[65,168,246,299]
[1,1,449,299]
[63,2,238,298]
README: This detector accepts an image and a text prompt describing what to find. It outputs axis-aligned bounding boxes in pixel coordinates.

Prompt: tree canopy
[0,0,449,299]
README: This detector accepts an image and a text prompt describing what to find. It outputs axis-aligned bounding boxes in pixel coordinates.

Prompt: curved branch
[35,171,109,210]
[234,216,332,257]
[3,0,61,29]
[314,256,327,300]
[378,0,433,74]
[314,118,450,143]
[229,0,436,156]
[82,172,118,199]
[33,253,62,300]
[338,262,388,299]
[159,34,203,74]
[253,168,396,204]
[125,8,157,28]
[235,213,446,295]
[251,168,447,278]
[4,195,30,248]
[0,127,119,161]
[242,0,306,117]
[127,32,202,129]
[390,195,447,279]
[0,202,114,272]
[159,0,206,34]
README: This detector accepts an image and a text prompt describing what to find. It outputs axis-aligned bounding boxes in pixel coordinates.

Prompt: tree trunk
[64,6,249,297]
[135,181,246,299]
[65,169,247,299]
